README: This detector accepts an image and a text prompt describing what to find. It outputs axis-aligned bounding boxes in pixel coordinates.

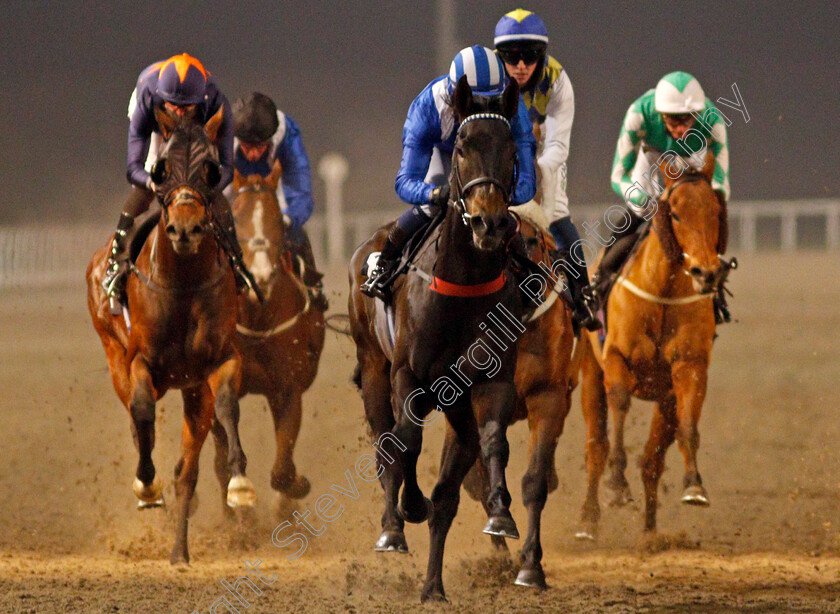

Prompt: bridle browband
[449,113,516,226]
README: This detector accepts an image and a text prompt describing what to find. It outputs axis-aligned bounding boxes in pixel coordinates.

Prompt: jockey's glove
[430,184,451,208]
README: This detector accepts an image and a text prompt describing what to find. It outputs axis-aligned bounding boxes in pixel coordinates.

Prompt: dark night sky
[0,1,838,224]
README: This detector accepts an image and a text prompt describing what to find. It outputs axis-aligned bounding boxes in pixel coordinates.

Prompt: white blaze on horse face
[248,200,274,285]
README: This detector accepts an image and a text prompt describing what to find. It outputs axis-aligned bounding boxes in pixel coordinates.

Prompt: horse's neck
[631,231,690,296]
[152,222,221,284]
[433,209,506,284]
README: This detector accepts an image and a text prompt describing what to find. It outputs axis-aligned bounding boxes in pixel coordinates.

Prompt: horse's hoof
[374,530,409,553]
[133,476,164,509]
[284,475,311,500]
[574,521,598,542]
[227,475,257,508]
[681,485,710,507]
[398,496,433,524]
[169,550,189,566]
[609,487,633,507]
[483,514,520,539]
[420,587,448,603]
[514,566,547,589]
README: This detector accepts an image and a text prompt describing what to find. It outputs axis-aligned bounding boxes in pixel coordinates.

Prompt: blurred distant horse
[86,110,255,564]
[578,154,726,537]
[220,165,325,513]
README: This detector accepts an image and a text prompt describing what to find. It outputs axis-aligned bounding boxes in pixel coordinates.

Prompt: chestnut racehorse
[578,154,725,538]
[86,111,255,564]
[349,76,524,602]
[219,164,325,514]
[463,208,576,589]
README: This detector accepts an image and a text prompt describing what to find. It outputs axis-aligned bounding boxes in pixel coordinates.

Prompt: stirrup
[574,287,602,332]
[360,262,396,301]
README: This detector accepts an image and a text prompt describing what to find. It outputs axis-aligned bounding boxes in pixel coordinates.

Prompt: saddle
[128,208,163,265]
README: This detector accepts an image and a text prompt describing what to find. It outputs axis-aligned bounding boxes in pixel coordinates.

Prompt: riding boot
[361,206,434,300]
[101,212,135,314]
[288,227,328,311]
[548,217,601,331]
[211,193,263,301]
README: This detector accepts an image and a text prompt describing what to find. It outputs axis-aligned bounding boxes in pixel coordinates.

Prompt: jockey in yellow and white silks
[494,8,599,331]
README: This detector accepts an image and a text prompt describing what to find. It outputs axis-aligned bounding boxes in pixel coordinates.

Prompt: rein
[449,113,516,226]
[236,256,312,340]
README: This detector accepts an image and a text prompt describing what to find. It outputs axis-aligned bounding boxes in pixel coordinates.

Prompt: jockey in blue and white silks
[494,8,599,331]
[229,92,327,310]
[361,45,537,299]
[102,53,256,308]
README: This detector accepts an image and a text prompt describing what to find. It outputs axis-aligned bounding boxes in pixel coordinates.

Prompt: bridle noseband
[450,113,517,226]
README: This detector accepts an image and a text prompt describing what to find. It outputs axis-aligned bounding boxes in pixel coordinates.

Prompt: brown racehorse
[349,76,524,602]
[578,153,724,538]
[463,209,576,589]
[220,164,325,514]
[86,111,256,564]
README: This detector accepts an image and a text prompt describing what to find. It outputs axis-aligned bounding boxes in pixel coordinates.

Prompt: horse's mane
[652,199,684,265]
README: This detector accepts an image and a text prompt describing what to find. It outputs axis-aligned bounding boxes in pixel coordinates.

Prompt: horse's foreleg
[392,366,433,525]
[642,395,678,532]
[603,351,635,507]
[360,357,406,553]
[170,385,213,564]
[128,356,162,507]
[672,359,710,507]
[208,355,255,508]
[474,381,519,540]
[210,418,233,519]
[462,455,507,551]
[516,386,569,589]
[421,406,480,603]
[268,390,310,499]
[578,344,609,541]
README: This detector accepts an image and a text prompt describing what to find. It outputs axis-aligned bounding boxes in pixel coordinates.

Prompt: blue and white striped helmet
[448,45,508,96]
[494,9,549,46]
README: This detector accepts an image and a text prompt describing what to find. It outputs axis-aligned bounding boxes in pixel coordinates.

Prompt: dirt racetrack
[2,252,840,613]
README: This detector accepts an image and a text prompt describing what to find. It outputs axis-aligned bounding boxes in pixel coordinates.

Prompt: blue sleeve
[126,87,154,188]
[205,81,234,190]
[394,88,441,205]
[275,116,314,229]
[510,96,537,205]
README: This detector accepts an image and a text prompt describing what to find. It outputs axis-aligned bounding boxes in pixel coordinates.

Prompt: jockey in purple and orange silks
[102,53,258,308]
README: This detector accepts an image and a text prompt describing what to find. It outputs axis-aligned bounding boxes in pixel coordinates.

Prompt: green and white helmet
[654,71,705,114]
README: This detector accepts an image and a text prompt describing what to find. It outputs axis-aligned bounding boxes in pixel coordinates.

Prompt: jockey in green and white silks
[494,8,599,331]
[612,70,730,216]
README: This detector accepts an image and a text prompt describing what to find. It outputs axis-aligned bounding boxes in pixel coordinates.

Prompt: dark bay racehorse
[350,76,524,602]
[463,212,575,589]
[578,154,725,538]
[220,165,325,513]
[86,110,255,564]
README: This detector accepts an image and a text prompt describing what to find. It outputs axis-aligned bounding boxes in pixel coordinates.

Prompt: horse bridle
[449,113,517,226]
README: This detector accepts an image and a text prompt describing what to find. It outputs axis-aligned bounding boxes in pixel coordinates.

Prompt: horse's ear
[204,104,225,142]
[232,168,244,191]
[699,150,716,182]
[501,79,520,120]
[154,106,175,140]
[452,75,473,122]
[267,159,283,190]
[655,151,689,189]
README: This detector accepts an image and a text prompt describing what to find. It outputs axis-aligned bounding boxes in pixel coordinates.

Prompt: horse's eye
[671,212,681,223]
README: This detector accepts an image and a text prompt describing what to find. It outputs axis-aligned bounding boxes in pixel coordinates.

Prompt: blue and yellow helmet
[494,9,549,46]
[156,53,208,105]
[448,45,508,96]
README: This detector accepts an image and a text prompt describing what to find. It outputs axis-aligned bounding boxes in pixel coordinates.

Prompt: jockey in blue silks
[101,53,257,308]
[361,45,538,299]
[228,92,327,310]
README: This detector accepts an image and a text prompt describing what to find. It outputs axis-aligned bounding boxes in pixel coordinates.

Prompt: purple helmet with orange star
[156,53,208,105]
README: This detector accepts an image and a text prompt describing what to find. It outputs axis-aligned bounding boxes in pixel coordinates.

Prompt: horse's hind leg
[578,340,609,541]
[360,356,406,553]
[208,356,256,508]
[516,386,569,589]
[421,406,480,603]
[210,418,233,519]
[641,395,677,532]
[268,389,310,500]
[128,356,163,508]
[170,385,213,564]
[672,360,711,507]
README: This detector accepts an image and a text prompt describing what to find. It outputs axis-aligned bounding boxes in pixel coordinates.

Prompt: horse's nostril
[498,216,510,230]
[189,225,202,236]
[689,266,702,277]
[470,216,487,233]
[165,224,176,236]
